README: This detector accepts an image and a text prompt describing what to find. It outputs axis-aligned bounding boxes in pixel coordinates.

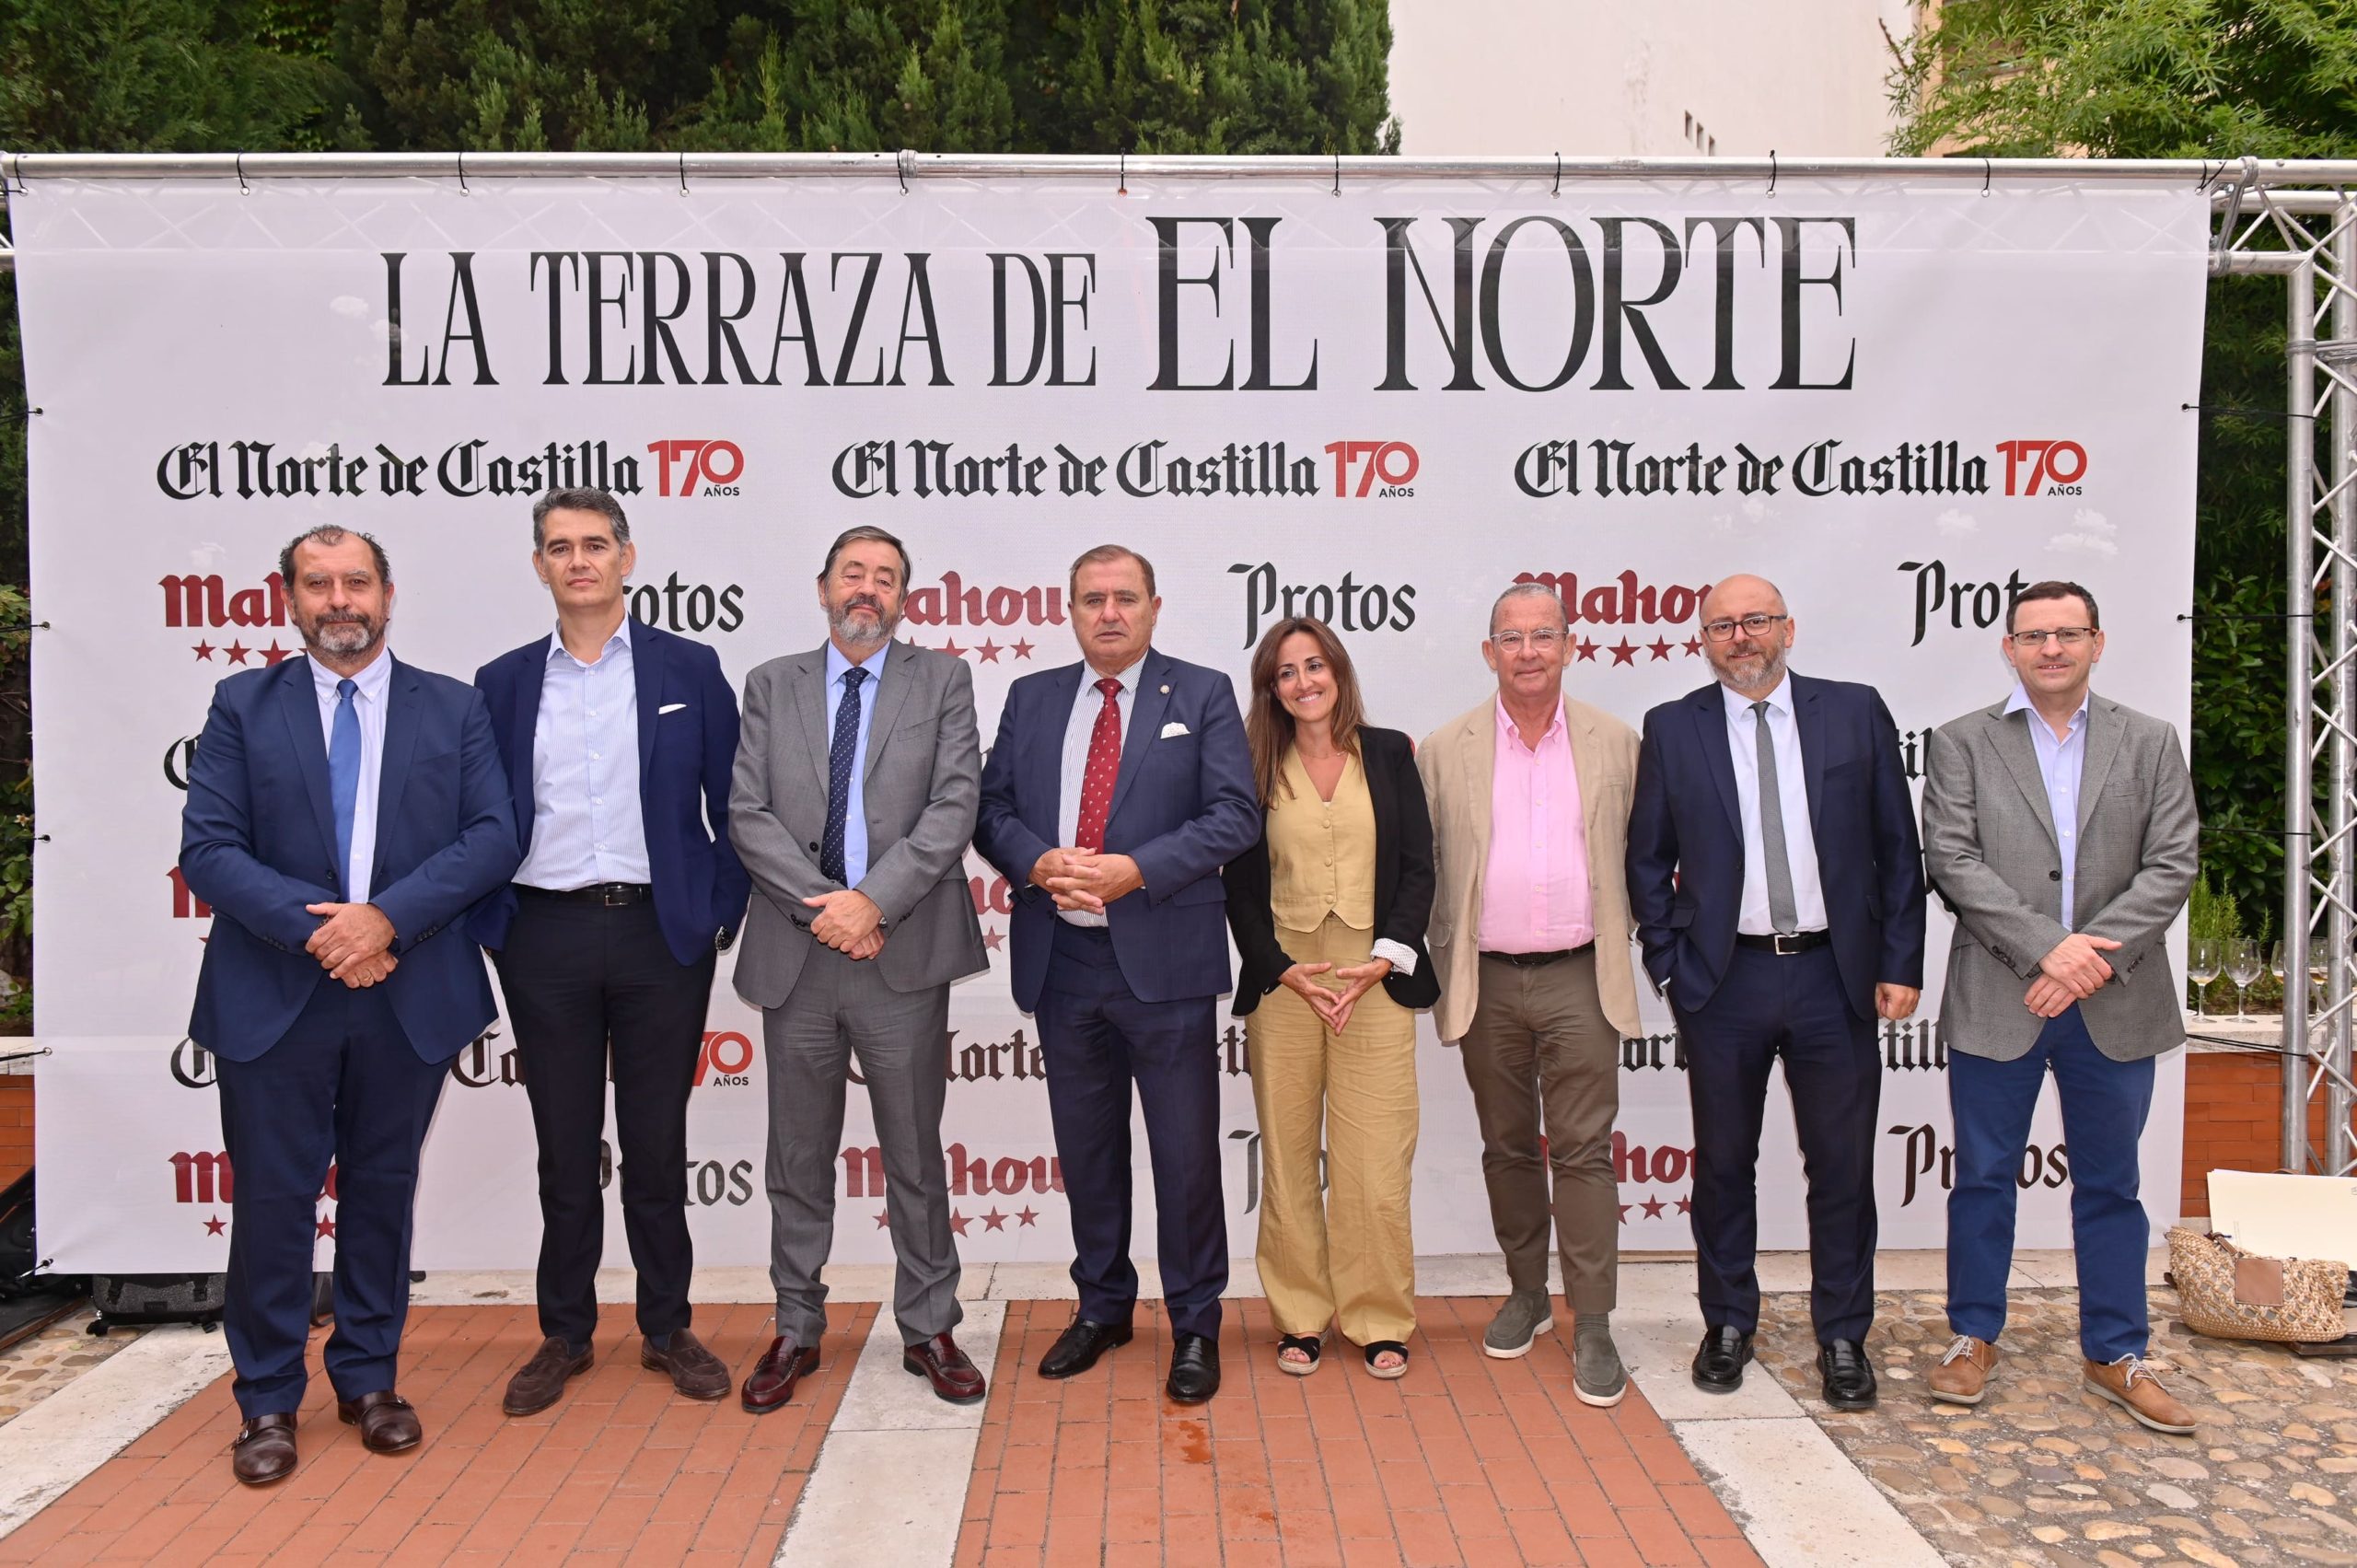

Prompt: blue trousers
[1678,945,1881,1344]
[215,982,452,1418]
[1035,922,1227,1339]
[1946,1005,2156,1363]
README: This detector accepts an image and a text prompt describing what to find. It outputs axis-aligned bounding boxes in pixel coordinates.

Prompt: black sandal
[1276,1333,1324,1376]
[1364,1341,1410,1380]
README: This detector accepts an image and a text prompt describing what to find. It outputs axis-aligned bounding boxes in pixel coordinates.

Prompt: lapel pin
[1160,684,1170,694]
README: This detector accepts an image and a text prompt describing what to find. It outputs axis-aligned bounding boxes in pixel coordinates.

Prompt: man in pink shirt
[1418,584,1644,1405]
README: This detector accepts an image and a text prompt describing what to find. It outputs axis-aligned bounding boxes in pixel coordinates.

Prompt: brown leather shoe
[2084,1355,2198,1434]
[641,1327,730,1400]
[336,1389,423,1454]
[740,1335,821,1414]
[1928,1335,1999,1405]
[231,1412,297,1485]
[902,1331,987,1405]
[504,1336,593,1416]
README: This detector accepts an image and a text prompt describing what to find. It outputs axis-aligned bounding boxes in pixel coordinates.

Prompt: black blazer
[1222,726,1441,1016]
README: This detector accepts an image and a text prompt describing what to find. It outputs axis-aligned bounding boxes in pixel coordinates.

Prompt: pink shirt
[1478,698,1595,953]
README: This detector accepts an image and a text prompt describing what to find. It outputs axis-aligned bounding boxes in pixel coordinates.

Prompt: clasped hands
[803,889,886,958]
[2026,931,2121,1017]
[1280,958,1393,1034]
[1028,848,1144,915]
[305,901,398,988]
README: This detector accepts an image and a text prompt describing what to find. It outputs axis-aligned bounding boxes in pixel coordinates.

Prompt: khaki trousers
[1247,914,1420,1345]
[1459,947,1620,1314]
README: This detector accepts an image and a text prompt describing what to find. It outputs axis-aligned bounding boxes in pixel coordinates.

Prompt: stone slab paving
[1757,1285,2357,1568]
[0,1309,140,1428]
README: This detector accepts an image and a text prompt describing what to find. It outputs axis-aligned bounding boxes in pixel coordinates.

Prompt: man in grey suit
[1920,579,2200,1434]
[728,524,991,1409]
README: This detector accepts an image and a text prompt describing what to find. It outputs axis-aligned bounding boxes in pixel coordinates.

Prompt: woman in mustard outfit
[1223,617,1439,1377]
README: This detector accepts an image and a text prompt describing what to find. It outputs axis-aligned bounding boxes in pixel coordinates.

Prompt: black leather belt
[1479,944,1592,968]
[517,882,652,907]
[1735,930,1830,955]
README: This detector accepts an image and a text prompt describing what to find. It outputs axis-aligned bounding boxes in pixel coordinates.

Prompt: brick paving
[957,1296,1763,1568]
[1760,1285,2357,1568]
[0,1298,874,1566]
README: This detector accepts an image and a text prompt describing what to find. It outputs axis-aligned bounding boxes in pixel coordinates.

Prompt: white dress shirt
[308,648,392,903]
[2004,681,2090,927]
[1723,675,1829,935]
[515,618,654,889]
[1056,653,1147,927]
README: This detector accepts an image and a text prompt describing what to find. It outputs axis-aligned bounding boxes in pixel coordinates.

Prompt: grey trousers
[761,945,961,1346]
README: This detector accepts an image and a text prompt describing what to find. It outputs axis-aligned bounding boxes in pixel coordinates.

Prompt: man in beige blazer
[1419,582,1642,1406]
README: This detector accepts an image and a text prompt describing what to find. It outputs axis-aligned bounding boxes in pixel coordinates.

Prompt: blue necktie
[819,667,867,885]
[329,678,360,899]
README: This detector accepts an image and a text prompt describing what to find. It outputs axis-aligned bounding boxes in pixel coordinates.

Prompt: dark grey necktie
[1751,700,1800,934]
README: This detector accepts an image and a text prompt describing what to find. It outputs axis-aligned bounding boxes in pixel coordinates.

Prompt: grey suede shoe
[1573,1314,1628,1407]
[1483,1289,1555,1359]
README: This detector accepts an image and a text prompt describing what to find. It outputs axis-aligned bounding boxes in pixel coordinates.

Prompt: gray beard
[302,618,383,661]
[830,607,895,648]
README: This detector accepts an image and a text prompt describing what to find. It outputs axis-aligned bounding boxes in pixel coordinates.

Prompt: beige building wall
[1387,0,1920,158]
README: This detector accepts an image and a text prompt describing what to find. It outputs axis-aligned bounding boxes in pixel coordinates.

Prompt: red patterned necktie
[1073,676,1123,853]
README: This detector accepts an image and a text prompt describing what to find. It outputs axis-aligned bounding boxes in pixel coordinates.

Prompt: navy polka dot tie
[819,666,867,884]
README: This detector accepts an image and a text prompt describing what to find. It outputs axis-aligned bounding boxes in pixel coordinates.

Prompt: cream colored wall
[1387,0,1919,157]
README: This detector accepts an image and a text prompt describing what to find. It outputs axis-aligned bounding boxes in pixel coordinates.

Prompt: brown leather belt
[1478,944,1593,968]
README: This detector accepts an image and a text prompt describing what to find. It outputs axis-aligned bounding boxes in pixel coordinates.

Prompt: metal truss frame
[0,152,2354,1171]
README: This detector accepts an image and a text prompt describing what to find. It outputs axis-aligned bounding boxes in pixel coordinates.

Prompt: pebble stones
[1755,1285,2357,1567]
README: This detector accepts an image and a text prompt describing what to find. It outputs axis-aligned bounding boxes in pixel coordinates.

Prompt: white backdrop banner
[11,169,2208,1272]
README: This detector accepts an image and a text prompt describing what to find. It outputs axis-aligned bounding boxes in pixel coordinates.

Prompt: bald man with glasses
[1626,574,1926,1411]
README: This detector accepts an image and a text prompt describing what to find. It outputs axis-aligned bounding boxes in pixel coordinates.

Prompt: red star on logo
[1642,1195,1666,1219]
[1647,639,1672,661]
[949,1209,970,1237]
[983,927,1004,951]
[941,639,966,659]
[1616,1202,1632,1224]
[203,1215,226,1236]
[1683,638,1703,657]
[1012,639,1035,660]
[261,640,294,667]
[192,642,215,662]
[1676,1196,1693,1215]
[875,1209,892,1228]
[225,641,251,666]
[982,1208,1007,1232]
[1016,1206,1039,1227]
[314,1215,336,1238]
[976,640,1003,663]
[1575,637,1599,662]
[1608,639,1638,666]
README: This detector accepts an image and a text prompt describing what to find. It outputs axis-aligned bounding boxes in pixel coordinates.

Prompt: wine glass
[2271,941,2292,1014]
[2226,938,2263,1023]
[2189,937,2221,1019]
[2312,938,2334,1016]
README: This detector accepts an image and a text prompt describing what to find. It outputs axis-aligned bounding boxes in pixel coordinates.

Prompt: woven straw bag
[2166,1225,2350,1343]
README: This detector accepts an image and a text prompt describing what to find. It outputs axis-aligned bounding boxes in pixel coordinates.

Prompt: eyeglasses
[2008,627,2096,648]
[1700,613,1789,643]
[1491,629,1565,654]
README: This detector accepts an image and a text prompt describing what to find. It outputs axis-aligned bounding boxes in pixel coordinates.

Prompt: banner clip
[679,152,689,197]
[1332,152,1341,198]
[1982,157,1992,198]
[897,148,914,195]
[456,149,468,196]
[1552,153,1561,199]
[1118,150,1127,197]
[1766,150,1777,199]
[236,153,250,196]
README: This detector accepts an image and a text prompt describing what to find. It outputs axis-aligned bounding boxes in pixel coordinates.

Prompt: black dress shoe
[1690,1326,1755,1393]
[1167,1332,1220,1404]
[1818,1339,1878,1410]
[1039,1317,1133,1380]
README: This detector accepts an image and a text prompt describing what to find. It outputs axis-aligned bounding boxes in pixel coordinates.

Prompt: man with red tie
[974,545,1261,1404]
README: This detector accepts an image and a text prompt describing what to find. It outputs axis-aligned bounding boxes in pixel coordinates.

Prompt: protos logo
[647,440,745,498]
[1996,439,2086,497]
[1323,440,1419,498]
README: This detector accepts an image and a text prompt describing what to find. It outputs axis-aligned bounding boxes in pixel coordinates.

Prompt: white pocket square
[658,702,687,715]
[1160,721,1190,738]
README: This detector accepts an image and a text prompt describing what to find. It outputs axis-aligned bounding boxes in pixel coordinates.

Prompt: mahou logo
[163,572,298,667]
[901,573,1062,664]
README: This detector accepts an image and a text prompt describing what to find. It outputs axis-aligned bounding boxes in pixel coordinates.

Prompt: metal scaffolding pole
[2327,203,2357,1176]
[2285,250,2317,1171]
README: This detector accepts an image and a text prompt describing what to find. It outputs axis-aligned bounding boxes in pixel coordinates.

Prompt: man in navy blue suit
[470,489,751,1418]
[974,545,1260,1403]
[1625,574,1925,1411]
[181,526,519,1485]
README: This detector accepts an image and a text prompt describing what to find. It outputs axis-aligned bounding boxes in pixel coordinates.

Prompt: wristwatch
[715,926,737,954]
